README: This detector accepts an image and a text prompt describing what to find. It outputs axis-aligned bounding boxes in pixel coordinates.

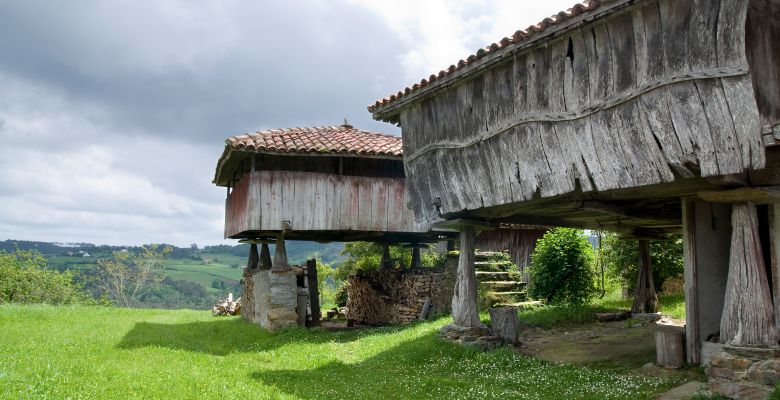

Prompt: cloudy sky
[0,0,574,246]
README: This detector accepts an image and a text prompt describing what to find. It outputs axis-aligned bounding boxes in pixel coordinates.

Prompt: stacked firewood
[212,293,241,316]
[348,270,440,325]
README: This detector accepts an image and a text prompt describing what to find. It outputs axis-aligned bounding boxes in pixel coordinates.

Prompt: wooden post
[720,202,778,347]
[380,244,392,269]
[682,199,701,364]
[632,240,659,313]
[452,226,480,327]
[272,233,288,271]
[489,307,519,345]
[411,246,421,269]
[306,259,321,326]
[247,243,259,271]
[259,241,272,270]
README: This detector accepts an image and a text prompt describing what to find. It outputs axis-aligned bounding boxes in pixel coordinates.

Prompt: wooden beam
[698,186,780,204]
[431,218,498,232]
[682,199,701,364]
[410,247,421,269]
[452,225,480,327]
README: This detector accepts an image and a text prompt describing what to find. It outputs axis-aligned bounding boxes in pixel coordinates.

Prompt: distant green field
[161,259,242,295]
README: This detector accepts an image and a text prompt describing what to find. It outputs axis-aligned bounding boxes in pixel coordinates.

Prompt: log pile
[212,293,241,316]
[346,263,456,325]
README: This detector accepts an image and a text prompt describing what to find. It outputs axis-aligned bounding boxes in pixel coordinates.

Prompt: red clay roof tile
[225,125,402,158]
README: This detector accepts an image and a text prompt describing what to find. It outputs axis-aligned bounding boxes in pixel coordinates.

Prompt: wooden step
[475,271,512,277]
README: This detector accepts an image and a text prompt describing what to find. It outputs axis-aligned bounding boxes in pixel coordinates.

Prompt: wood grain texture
[720,202,778,346]
[396,0,763,223]
[224,170,423,238]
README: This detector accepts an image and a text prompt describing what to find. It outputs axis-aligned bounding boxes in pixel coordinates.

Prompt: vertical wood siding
[225,171,421,238]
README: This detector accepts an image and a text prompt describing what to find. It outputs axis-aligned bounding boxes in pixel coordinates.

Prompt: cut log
[452,226,480,327]
[489,307,519,345]
[632,240,659,313]
[720,202,778,347]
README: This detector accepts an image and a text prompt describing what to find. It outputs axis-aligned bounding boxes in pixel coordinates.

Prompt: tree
[0,248,93,305]
[336,242,442,279]
[94,244,171,307]
[529,228,596,305]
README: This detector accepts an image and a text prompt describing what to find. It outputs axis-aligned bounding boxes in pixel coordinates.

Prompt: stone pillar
[259,241,272,270]
[247,243,259,271]
[241,242,260,323]
[683,199,732,365]
[452,225,480,327]
[632,240,659,313]
[720,202,777,347]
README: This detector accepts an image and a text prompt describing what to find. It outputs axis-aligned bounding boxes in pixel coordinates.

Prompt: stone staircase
[475,251,527,308]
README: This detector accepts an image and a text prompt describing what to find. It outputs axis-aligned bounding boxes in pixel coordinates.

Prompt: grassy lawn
[517,290,686,329]
[161,259,242,294]
[0,305,686,399]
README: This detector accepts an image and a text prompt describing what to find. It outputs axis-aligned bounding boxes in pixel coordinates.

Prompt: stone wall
[707,346,780,398]
[241,267,302,331]
[347,254,456,325]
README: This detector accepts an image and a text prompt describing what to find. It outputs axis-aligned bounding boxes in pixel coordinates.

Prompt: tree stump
[632,240,659,313]
[656,319,685,368]
[489,307,518,345]
[720,202,778,347]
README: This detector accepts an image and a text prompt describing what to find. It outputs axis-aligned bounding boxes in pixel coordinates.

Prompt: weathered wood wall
[395,0,766,226]
[225,170,422,238]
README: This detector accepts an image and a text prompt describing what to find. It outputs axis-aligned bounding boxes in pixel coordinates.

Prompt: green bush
[600,233,683,293]
[0,249,94,305]
[529,228,596,305]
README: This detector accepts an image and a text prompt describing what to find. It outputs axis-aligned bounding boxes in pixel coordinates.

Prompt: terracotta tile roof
[368,0,608,114]
[226,125,402,158]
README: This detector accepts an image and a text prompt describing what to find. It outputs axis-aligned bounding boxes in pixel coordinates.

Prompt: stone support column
[259,240,272,270]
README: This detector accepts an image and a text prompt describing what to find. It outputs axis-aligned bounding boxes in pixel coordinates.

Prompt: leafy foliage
[336,242,444,279]
[0,248,93,305]
[600,234,683,293]
[93,244,172,307]
[529,228,596,305]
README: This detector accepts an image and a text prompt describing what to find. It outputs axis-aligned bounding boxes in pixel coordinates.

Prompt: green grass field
[0,304,687,399]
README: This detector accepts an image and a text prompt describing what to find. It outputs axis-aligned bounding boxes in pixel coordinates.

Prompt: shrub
[529,228,596,305]
[0,249,93,305]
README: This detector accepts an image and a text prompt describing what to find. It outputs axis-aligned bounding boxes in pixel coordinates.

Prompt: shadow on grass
[116,317,424,356]
[250,334,476,399]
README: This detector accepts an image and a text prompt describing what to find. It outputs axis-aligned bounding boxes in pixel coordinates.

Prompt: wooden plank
[695,78,744,175]
[639,88,694,178]
[371,179,388,231]
[666,81,719,176]
[607,11,637,93]
[306,259,321,326]
[687,0,720,72]
[548,38,567,113]
[659,0,691,75]
[567,31,591,110]
[587,22,614,103]
[642,1,666,81]
[357,177,373,230]
[721,75,765,170]
[716,0,748,68]
[631,6,649,87]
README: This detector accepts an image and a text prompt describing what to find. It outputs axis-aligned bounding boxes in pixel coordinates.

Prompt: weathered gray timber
[632,240,659,313]
[720,202,778,346]
[372,0,778,236]
[489,307,519,345]
[452,226,479,327]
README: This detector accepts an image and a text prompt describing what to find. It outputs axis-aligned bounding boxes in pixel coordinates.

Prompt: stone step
[494,300,544,309]
[480,281,526,290]
[475,271,519,282]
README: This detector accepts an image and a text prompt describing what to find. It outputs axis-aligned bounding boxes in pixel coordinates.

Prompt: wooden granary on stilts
[213,124,450,330]
[370,0,780,395]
